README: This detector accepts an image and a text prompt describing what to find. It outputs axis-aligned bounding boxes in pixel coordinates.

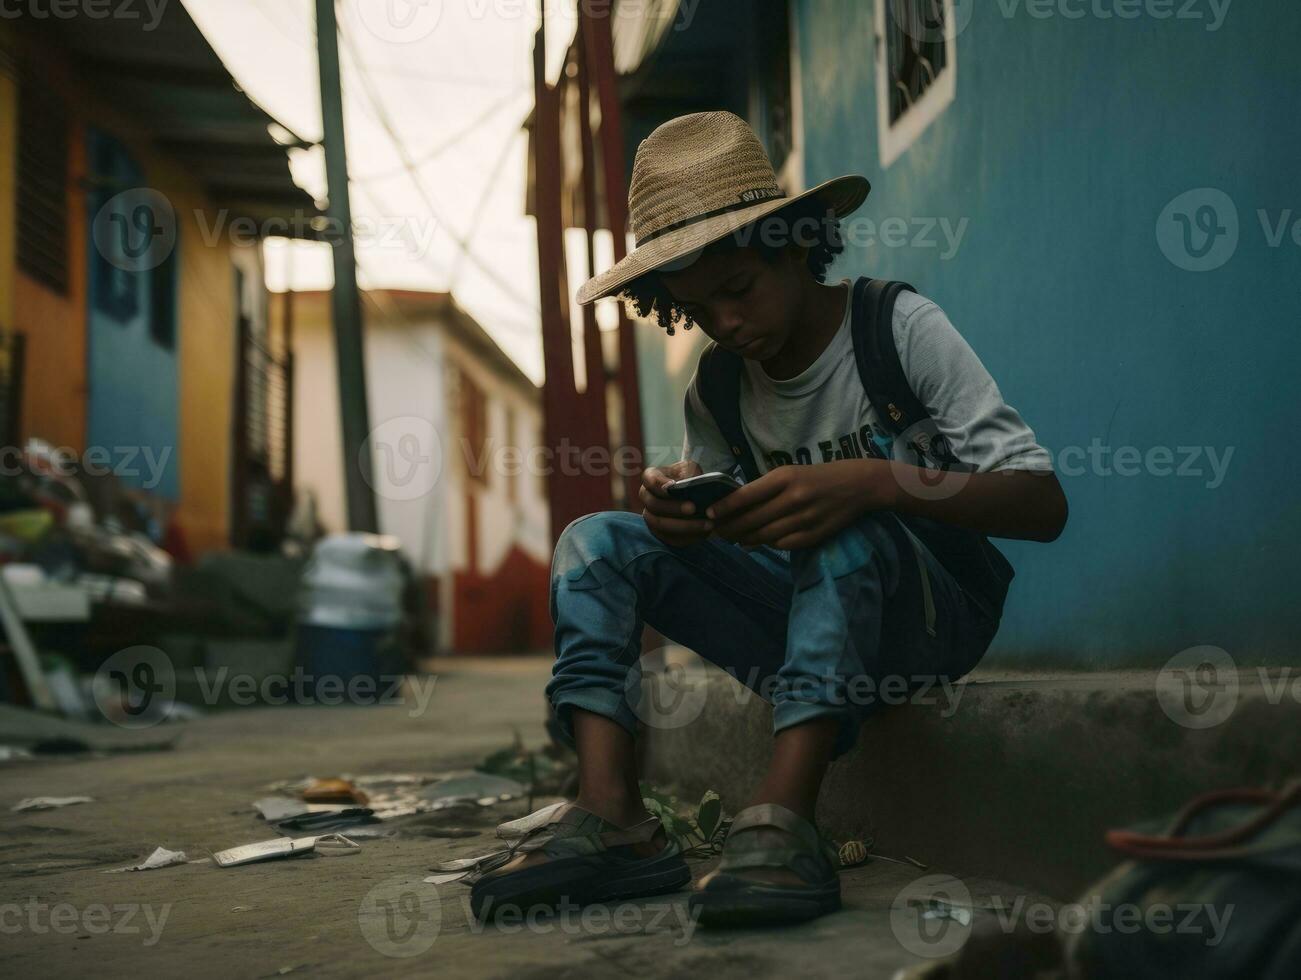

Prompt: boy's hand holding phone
[639,460,717,548]
[707,459,897,551]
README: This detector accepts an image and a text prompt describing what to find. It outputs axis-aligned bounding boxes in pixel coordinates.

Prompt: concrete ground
[0,657,1052,979]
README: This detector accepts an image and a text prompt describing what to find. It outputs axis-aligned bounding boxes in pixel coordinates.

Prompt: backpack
[1064,782,1301,980]
[689,276,1014,622]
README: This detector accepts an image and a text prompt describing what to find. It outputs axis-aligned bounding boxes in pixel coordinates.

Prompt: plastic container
[293,533,406,704]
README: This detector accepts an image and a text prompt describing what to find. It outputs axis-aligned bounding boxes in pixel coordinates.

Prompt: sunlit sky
[184,0,619,384]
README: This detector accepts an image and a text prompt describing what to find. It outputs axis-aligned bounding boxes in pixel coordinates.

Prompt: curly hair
[617,196,847,335]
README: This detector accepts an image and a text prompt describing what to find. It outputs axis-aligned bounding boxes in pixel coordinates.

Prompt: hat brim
[575,174,870,306]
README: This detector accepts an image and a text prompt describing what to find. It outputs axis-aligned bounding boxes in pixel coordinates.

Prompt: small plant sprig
[640,782,731,858]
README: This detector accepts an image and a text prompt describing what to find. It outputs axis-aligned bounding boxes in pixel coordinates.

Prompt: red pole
[575,27,613,501]
[580,0,644,510]
[534,18,600,541]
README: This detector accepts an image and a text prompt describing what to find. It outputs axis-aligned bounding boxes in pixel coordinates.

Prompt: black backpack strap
[689,342,760,482]
[850,277,958,466]
[849,276,1014,620]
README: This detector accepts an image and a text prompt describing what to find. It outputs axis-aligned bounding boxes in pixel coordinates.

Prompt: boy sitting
[472,111,1067,927]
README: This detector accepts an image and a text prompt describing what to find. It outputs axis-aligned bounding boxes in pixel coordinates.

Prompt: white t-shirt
[682,281,1053,478]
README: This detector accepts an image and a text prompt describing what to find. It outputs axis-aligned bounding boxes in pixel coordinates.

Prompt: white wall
[292,304,546,598]
[292,310,345,535]
[439,330,550,575]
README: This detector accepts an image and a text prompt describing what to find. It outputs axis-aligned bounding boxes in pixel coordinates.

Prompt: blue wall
[791,1,1300,664]
[85,129,180,500]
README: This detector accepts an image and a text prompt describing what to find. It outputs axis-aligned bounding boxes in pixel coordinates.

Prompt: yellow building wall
[4,29,255,555]
[170,178,243,556]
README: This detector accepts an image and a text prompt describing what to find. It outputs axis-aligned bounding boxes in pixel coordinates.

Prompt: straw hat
[576,111,870,305]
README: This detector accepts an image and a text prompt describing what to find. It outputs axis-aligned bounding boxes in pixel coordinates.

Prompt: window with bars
[88,130,143,322]
[459,368,489,487]
[885,0,949,124]
[150,234,179,350]
[756,0,795,178]
[505,404,518,505]
[876,0,958,168]
[16,74,70,293]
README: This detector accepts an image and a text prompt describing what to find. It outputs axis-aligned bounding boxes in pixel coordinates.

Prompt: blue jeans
[545,510,999,759]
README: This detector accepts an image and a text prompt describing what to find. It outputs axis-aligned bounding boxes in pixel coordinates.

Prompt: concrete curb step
[639,654,1301,900]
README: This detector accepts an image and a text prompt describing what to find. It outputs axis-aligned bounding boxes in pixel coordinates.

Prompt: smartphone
[665,472,742,512]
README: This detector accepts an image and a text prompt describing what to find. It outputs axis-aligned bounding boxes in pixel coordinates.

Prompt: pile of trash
[0,438,176,607]
[252,770,533,836]
[70,737,580,874]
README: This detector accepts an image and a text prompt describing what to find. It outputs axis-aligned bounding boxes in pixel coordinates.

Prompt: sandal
[688,803,841,926]
[469,802,691,921]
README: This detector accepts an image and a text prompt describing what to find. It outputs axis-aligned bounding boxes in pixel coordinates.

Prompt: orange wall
[2,25,88,449]
[4,31,250,555]
[172,182,246,555]
[13,130,88,452]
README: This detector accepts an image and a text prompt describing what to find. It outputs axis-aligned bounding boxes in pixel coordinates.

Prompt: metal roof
[11,2,318,233]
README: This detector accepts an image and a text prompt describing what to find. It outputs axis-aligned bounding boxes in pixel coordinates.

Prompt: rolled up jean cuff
[549,687,641,750]
[772,699,862,760]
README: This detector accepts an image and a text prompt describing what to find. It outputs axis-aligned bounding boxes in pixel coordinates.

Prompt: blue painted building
[85,129,181,500]
[615,0,1300,665]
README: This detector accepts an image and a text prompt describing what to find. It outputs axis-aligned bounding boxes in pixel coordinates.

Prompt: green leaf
[696,791,721,840]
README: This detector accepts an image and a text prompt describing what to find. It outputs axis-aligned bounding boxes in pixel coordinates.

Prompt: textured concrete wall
[642,655,1301,899]
[787,0,1301,664]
